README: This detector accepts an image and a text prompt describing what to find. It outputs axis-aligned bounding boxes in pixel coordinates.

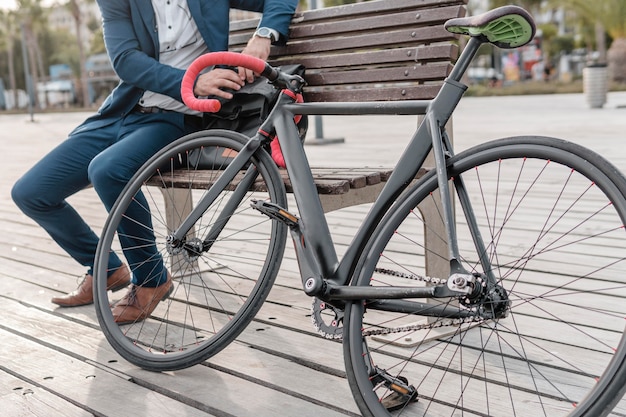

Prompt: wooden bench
[165,0,465,213]
[156,0,466,276]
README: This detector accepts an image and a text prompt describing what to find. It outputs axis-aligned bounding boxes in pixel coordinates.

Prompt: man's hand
[193,68,245,100]
[239,35,272,83]
[191,35,271,100]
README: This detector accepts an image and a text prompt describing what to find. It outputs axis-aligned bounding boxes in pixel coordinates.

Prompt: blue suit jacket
[73,0,297,134]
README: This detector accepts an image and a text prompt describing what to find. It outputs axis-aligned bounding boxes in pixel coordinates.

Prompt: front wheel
[344,136,626,417]
[94,130,287,371]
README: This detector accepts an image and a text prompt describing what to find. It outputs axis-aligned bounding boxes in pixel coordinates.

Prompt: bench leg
[419,196,450,282]
[158,187,196,276]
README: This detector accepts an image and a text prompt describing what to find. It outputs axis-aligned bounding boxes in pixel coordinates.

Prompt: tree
[0,10,19,106]
[66,0,91,107]
[551,0,626,81]
[488,0,544,15]
[16,0,47,108]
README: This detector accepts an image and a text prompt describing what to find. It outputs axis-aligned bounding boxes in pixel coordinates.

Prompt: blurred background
[0,0,624,111]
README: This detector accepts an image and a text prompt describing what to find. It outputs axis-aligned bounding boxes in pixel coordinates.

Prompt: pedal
[251,200,299,228]
[372,368,419,411]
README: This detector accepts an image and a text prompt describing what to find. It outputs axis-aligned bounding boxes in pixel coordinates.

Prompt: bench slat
[304,85,445,102]
[303,64,452,87]
[270,45,458,70]
[290,0,466,19]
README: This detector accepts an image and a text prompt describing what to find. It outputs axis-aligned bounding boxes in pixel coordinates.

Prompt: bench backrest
[229,0,467,102]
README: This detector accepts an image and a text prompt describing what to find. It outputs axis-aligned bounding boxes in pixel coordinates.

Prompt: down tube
[274,111,339,278]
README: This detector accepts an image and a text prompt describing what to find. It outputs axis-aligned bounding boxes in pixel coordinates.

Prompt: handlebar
[181,51,279,113]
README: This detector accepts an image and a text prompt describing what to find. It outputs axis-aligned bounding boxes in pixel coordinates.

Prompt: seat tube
[426,111,462,264]
[275,111,339,277]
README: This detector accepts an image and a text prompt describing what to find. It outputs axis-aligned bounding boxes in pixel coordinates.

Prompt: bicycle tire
[94,130,287,371]
[344,136,626,417]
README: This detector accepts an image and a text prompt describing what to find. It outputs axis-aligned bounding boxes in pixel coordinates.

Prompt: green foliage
[488,0,543,13]
[89,26,105,55]
[551,0,626,39]
[549,34,575,55]
[40,28,80,73]
[537,23,575,60]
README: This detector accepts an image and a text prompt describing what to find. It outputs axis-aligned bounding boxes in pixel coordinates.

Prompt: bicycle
[93,5,626,417]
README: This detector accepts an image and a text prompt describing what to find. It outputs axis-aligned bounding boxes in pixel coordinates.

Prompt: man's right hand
[193,68,245,100]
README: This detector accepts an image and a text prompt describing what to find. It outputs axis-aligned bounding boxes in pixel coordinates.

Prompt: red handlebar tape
[181,51,267,113]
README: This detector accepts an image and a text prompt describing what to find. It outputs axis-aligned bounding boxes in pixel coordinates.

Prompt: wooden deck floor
[2,92,626,416]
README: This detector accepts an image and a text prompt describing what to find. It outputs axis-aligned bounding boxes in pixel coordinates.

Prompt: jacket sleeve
[97,0,186,101]
[231,0,298,44]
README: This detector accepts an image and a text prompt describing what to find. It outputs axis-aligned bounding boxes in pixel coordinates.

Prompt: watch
[254,27,278,42]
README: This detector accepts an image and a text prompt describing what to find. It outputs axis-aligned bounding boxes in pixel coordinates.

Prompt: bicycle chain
[362,268,484,337]
[373,268,443,285]
[311,268,484,338]
[361,315,485,337]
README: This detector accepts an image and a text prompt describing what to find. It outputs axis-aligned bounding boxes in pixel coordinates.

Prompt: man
[11,0,298,323]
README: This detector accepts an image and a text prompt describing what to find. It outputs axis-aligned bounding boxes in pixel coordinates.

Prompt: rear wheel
[94,130,287,371]
[344,136,626,416]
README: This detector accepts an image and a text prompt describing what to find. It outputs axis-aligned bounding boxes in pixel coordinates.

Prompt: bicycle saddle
[444,5,536,49]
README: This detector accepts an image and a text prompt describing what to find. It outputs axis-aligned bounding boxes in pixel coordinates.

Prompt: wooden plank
[0,370,92,417]
[301,63,452,87]
[303,84,446,102]
[0,282,357,416]
[286,6,464,38]
[291,0,466,20]
[270,44,459,70]
[0,327,216,417]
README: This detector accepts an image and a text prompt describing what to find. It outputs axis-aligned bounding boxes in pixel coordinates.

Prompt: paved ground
[309,91,626,167]
[4,90,626,175]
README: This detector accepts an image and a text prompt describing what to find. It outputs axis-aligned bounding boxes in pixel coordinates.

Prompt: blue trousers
[11,111,201,286]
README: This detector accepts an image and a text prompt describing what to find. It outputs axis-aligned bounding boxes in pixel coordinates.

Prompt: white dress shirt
[139,0,209,114]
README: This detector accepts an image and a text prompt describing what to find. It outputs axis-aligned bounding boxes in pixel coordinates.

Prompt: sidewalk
[4,92,626,188]
[306,90,626,168]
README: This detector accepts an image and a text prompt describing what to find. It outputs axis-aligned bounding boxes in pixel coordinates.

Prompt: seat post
[447,36,484,83]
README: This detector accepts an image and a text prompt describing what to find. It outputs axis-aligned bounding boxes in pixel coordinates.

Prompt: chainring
[311,298,344,339]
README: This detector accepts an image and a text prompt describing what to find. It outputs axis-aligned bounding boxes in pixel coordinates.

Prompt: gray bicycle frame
[278,37,492,298]
[170,37,493,303]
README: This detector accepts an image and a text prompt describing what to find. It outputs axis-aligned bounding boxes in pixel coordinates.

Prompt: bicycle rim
[94,130,287,371]
[344,136,626,417]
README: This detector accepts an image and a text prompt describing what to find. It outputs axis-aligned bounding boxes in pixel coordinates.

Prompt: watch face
[256,27,273,39]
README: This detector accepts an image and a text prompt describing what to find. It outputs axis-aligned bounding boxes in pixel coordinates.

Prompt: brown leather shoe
[51,265,131,307]
[112,274,173,324]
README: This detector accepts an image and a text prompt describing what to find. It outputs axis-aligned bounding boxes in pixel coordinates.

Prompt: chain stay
[312,267,483,338]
